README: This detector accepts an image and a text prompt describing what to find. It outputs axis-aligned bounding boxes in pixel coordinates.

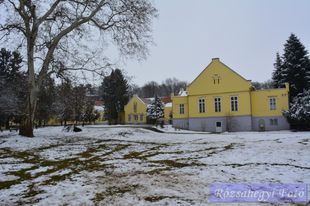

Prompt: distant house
[94,100,106,123]
[124,95,172,125]
[172,58,290,132]
[124,95,149,124]
[164,102,172,124]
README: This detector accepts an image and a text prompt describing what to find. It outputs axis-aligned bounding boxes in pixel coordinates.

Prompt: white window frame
[198,98,206,113]
[231,96,238,112]
[269,97,277,111]
[214,97,221,112]
[179,104,185,114]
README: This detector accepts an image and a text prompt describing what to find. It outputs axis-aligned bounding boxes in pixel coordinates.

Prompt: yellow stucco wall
[251,85,289,117]
[187,58,252,95]
[172,58,290,120]
[187,91,252,118]
[124,95,147,124]
[172,96,189,119]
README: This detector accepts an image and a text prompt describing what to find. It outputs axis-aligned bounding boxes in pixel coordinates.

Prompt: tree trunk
[18,21,38,137]
[19,119,34,137]
[19,86,38,137]
[5,118,10,130]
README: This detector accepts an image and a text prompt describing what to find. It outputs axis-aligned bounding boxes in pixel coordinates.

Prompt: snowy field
[0,126,309,205]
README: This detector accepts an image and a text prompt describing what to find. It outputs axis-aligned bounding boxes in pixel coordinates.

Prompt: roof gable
[129,95,148,105]
[187,58,251,95]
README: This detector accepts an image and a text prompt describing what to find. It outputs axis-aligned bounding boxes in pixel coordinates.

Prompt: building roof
[132,95,172,105]
[94,105,105,112]
[94,100,104,106]
[165,102,172,107]
[178,88,188,96]
[141,98,152,105]
[161,96,172,104]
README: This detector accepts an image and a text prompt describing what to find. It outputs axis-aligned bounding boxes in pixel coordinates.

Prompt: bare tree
[0,0,157,136]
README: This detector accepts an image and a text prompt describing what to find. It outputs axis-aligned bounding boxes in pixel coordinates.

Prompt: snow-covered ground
[0,126,309,205]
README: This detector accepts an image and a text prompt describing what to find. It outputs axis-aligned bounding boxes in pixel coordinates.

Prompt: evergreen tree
[101,69,129,124]
[0,48,11,78]
[0,48,25,129]
[147,96,164,124]
[272,52,284,88]
[279,34,310,99]
[283,89,310,130]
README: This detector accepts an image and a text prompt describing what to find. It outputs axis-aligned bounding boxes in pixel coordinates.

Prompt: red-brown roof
[161,96,172,104]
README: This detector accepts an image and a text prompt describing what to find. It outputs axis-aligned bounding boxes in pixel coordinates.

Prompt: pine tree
[147,96,164,124]
[100,69,129,124]
[283,89,310,130]
[272,52,284,88]
[280,34,310,99]
[113,69,130,114]
[0,48,25,129]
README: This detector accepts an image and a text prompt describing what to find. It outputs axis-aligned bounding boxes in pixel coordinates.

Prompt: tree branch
[37,0,63,26]
[37,0,107,87]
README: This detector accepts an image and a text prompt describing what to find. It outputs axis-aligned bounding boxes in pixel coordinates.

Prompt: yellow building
[172,58,290,132]
[124,95,149,124]
[124,95,173,124]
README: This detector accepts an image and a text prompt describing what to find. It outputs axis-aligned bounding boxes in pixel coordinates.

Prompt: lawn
[0,126,309,205]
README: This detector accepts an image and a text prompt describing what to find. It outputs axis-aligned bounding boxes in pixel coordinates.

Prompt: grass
[144,195,169,202]
[93,184,139,203]
[0,140,130,200]
[151,159,190,168]
[0,131,254,205]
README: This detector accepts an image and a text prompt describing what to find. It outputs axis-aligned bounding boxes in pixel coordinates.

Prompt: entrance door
[216,121,222,133]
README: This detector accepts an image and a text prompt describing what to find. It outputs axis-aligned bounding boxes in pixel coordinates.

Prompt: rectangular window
[140,114,143,121]
[179,104,185,114]
[269,97,276,110]
[128,115,131,122]
[199,98,205,113]
[133,102,137,113]
[134,115,138,121]
[214,97,221,112]
[231,96,238,112]
[216,121,222,127]
[270,118,278,126]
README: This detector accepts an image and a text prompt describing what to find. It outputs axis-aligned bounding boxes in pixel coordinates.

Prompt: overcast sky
[120,0,310,86]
